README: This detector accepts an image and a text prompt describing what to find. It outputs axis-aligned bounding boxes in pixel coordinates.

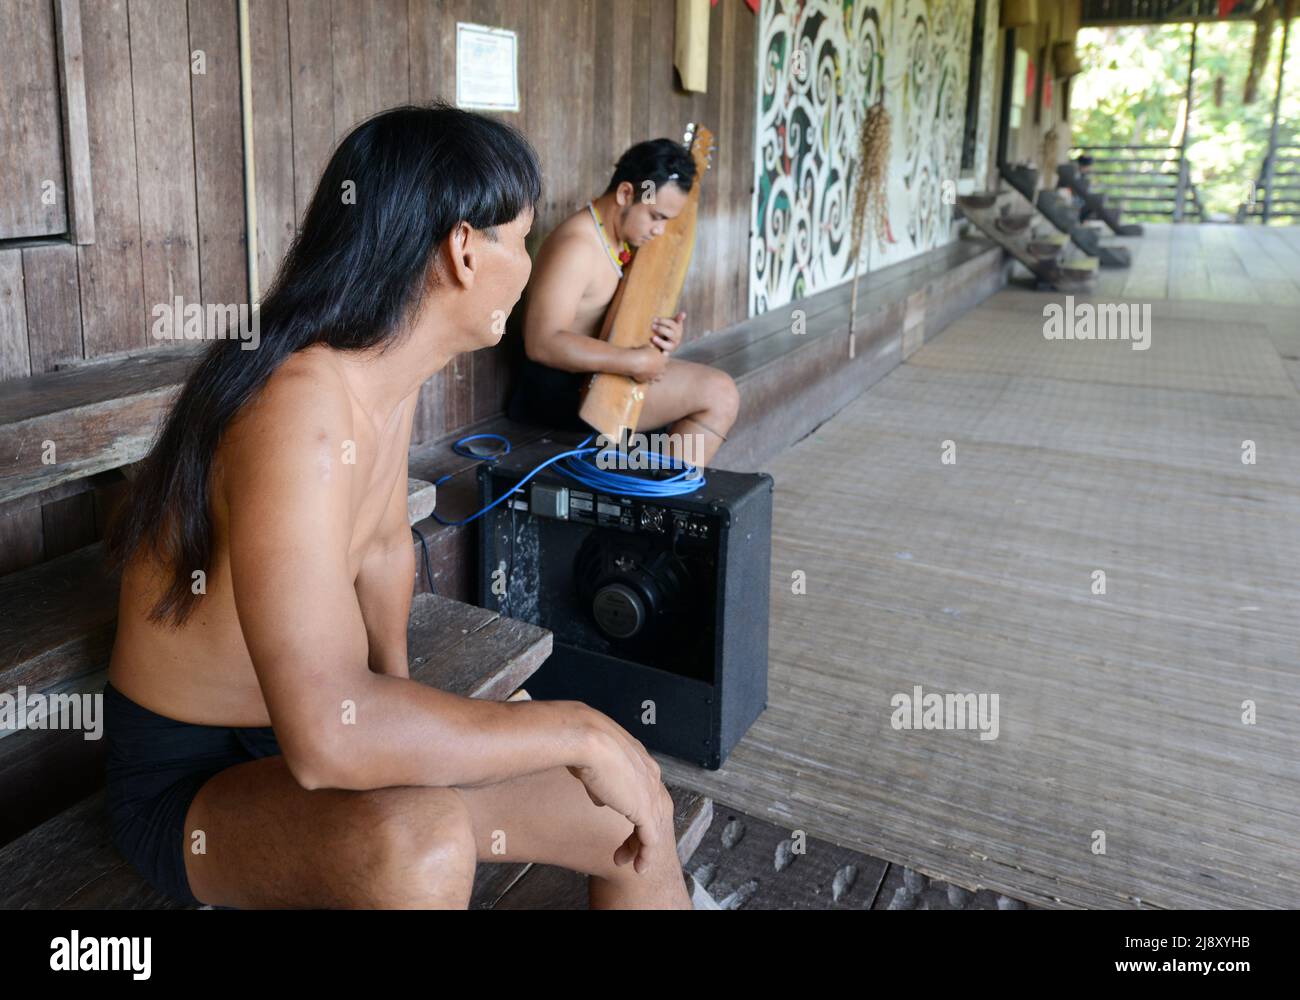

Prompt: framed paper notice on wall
[455,23,519,112]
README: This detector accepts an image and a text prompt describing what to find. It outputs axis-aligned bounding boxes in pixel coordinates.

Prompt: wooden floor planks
[657,224,1300,909]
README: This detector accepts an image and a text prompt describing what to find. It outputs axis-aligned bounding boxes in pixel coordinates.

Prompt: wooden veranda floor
[658,224,1300,909]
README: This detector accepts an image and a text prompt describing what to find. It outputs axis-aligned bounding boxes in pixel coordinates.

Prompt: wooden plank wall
[0,0,247,574]
[249,0,757,445]
[0,0,759,573]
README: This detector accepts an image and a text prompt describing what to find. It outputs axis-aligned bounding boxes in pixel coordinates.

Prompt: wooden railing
[1069,144,1205,222]
[1238,144,1300,223]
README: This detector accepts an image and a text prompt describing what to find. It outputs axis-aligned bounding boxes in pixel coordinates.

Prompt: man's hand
[650,310,686,354]
[565,706,672,873]
[627,343,669,384]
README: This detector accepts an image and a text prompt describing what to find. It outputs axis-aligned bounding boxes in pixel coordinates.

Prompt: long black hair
[109,103,541,625]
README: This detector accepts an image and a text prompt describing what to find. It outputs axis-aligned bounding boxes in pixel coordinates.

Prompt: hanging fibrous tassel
[1244,2,1278,105]
[848,99,892,353]
[850,99,892,259]
[1039,127,1060,185]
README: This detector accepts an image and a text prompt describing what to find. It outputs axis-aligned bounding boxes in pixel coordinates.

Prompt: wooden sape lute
[577,123,715,445]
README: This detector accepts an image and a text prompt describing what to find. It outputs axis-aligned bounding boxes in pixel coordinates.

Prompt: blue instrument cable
[425,432,706,528]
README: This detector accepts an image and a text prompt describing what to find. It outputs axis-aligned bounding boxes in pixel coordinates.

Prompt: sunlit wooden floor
[658,223,1300,909]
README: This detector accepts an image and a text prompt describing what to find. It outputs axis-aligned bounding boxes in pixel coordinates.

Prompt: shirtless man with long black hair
[104,104,691,910]
[508,139,739,465]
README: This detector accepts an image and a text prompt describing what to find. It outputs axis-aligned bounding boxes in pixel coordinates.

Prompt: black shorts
[507,356,591,432]
[102,680,282,907]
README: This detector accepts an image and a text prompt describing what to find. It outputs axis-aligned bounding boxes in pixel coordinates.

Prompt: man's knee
[708,370,740,427]
[362,787,477,906]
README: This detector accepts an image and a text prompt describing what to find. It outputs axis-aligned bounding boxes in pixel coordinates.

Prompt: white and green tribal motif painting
[750,0,982,315]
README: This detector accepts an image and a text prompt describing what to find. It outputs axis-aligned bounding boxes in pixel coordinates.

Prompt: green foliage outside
[1071,19,1299,220]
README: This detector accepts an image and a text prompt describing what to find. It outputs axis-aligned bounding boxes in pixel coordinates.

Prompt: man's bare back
[109,346,418,726]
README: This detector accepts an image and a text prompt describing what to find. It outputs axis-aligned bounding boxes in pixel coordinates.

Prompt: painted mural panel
[750,0,987,315]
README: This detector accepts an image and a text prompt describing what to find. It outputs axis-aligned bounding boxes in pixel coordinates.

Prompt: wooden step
[1033,188,1132,267]
[690,238,1002,471]
[1057,163,1143,239]
[0,591,551,909]
[957,196,1092,294]
[406,591,551,698]
[1000,163,1039,203]
[481,785,713,909]
[1060,256,1101,283]
[406,478,437,525]
[993,212,1032,235]
[0,544,118,842]
[0,347,201,506]
[0,544,117,703]
[0,479,439,842]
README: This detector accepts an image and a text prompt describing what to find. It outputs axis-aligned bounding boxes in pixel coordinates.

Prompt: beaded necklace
[587,201,633,278]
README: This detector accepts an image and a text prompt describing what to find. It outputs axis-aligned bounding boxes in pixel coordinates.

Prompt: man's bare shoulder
[222,348,356,472]
[536,208,602,271]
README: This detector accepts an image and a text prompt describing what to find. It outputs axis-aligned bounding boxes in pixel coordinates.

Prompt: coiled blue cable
[428,432,705,527]
[553,442,706,497]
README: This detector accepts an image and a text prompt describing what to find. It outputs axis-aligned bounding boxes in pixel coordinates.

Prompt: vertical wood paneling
[129,0,202,339]
[408,0,464,443]
[10,0,759,470]
[288,0,337,223]
[53,0,96,244]
[188,0,249,308]
[467,0,530,424]
[0,505,44,576]
[407,0,453,102]
[364,0,412,112]
[41,492,97,559]
[720,0,755,332]
[0,0,67,240]
[592,0,637,191]
[76,0,147,356]
[22,246,92,565]
[250,0,297,290]
[525,0,595,228]
[0,251,42,571]
[331,0,410,135]
[0,253,31,380]
[21,244,82,373]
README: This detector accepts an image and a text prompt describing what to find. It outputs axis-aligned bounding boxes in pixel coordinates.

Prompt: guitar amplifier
[476,439,772,769]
